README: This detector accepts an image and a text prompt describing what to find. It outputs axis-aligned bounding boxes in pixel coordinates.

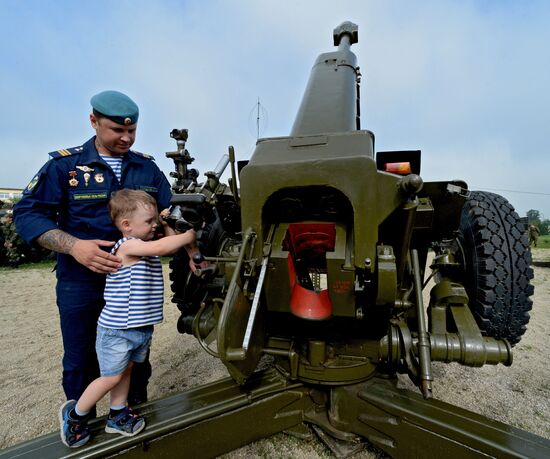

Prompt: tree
[539,219,550,236]
[526,209,541,225]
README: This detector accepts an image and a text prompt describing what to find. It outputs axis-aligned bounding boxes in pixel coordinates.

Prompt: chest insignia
[76,165,94,173]
[69,171,78,187]
[94,173,105,183]
[83,172,91,187]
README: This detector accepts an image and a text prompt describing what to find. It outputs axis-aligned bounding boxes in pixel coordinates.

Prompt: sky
[1,0,549,218]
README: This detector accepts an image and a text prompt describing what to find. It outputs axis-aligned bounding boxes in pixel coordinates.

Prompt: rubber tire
[169,217,226,310]
[458,191,533,346]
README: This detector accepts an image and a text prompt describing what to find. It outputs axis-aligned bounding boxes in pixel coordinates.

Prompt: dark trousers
[56,281,151,405]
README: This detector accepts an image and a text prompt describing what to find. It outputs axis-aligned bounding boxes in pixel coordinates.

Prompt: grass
[520,344,533,351]
[0,259,56,272]
[534,235,550,249]
[0,257,173,272]
[0,256,173,271]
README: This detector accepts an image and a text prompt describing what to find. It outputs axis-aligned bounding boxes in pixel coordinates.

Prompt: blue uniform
[14,136,171,403]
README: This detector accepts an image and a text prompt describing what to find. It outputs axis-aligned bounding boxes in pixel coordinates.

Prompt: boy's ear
[120,218,131,231]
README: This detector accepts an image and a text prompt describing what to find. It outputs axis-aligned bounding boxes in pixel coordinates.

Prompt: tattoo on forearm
[37,230,78,254]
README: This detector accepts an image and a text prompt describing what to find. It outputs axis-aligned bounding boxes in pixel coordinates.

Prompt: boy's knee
[103,373,125,386]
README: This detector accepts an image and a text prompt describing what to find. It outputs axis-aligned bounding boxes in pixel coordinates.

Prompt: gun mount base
[4,368,549,459]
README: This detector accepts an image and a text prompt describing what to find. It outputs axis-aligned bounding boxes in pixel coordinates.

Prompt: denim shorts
[96,325,154,377]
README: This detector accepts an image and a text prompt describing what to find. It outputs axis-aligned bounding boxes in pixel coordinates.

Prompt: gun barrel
[290,21,360,136]
[212,154,230,178]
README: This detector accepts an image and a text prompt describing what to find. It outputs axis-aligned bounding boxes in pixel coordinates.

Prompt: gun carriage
[3,21,549,459]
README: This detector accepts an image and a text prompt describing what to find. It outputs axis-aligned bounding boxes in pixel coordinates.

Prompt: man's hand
[70,239,122,273]
[37,229,122,273]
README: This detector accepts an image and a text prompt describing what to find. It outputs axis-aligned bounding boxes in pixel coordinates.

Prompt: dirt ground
[0,251,549,458]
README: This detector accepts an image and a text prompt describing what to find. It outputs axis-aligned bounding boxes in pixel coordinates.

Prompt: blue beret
[90,90,139,125]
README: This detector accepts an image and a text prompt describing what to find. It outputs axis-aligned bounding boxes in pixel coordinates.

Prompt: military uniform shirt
[14,137,172,282]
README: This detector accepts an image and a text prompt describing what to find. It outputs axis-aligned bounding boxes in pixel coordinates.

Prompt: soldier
[14,90,172,409]
[528,224,540,247]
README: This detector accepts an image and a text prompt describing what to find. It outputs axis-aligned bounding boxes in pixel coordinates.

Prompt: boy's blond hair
[109,189,158,226]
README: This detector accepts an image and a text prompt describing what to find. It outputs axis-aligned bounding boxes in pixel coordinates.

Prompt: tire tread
[459,191,533,345]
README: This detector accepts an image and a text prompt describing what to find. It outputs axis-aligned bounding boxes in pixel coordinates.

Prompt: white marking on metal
[243,257,268,351]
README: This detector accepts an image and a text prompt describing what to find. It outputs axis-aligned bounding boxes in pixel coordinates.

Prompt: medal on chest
[68,171,78,187]
[76,165,94,187]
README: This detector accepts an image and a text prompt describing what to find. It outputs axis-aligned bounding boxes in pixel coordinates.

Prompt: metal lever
[192,253,217,276]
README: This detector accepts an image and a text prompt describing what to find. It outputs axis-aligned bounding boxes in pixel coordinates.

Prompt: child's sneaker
[105,407,145,437]
[59,400,90,448]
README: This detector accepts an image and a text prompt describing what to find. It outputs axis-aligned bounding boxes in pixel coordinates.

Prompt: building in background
[0,188,23,203]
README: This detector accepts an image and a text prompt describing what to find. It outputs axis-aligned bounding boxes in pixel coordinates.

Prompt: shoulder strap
[110,236,137,255]
[48,149,72,159]
[130,150,155,160]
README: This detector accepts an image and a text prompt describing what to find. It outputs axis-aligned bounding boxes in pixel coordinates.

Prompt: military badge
[26,175,39,192]
[76,165,94,173]
[83,172,91,187]
[69,171,78,187]
[94,173,104,183]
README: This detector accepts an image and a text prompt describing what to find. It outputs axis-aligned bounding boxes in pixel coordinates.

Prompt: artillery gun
[3,21,549,459]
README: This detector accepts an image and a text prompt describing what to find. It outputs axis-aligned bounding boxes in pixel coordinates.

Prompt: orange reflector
[384,162,412,175]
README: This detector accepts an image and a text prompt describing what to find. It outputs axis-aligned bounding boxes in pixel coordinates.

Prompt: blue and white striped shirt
[100,154,123,182]
[98,237,164,329]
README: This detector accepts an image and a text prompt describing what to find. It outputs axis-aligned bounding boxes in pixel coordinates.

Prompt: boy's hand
[189,251,215,276]
[157,208,176,237]
[159,208,171,225]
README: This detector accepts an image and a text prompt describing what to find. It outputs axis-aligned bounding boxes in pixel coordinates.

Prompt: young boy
[59,189,200,447]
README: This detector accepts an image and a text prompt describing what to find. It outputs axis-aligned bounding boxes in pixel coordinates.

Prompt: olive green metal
[399,173,423,195]
[0,369,314,459]
[262,223,292,313]
[308,340,327,366]
[4,369,549,458]
[227,145,239,204]
[396,199,418,286]
[191,299,219,358]
[264,222,355,317]
[379,275,513,369]
[217,227,266,383]
[428,278,512,366]
[429,331,513,366]
[411,249,433,398]
[268,338,378,385]
[291,21,360,136]
[333,21,359,46]
[296,354,377,385]
[326,224,356,317]
[328,377,550,459]
[240,131,405,271]
[376,245,397,306]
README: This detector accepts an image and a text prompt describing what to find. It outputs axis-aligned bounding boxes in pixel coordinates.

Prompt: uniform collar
[78,137,142,165]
